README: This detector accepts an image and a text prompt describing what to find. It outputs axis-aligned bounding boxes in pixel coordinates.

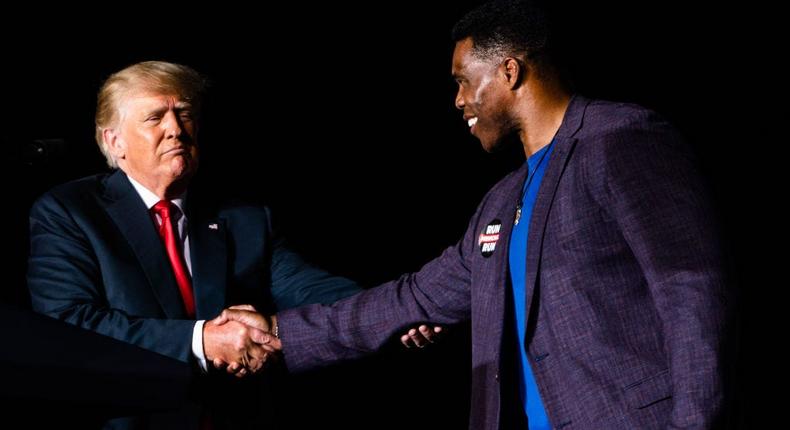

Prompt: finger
[257,343,278,354]
[418,325,436,343]
[210,310,231,326]
[235,368,248,378]
[229,304,257,312]
[227,362,241,374]
[222,310,268,331]
[213,358,228,370]
[408,328,427,348]
[248,353,268,373]
[206,313,226,326]
[247,360,263,374]
[248,343,279,366]
[400,333,413,348]
[249,329,281,349]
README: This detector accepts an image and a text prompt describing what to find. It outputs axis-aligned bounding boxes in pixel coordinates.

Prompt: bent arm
[276,205,485,371]
[27,193,194,362]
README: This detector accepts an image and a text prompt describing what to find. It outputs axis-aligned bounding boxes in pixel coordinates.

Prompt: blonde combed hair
[94,61,206,167]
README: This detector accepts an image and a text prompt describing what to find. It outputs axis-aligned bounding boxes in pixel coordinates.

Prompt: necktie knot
[153,200,175,220]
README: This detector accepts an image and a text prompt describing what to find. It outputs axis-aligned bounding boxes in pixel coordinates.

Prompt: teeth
[468,117,478,127]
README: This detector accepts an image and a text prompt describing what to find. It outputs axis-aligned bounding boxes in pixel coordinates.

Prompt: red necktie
[152,200,196,318]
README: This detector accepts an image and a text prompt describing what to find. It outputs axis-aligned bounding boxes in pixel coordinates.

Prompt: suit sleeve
[27,193,195,363]
[275,198,488,372]
[269,242,362,310]
[595,112,731,428]
[263,207,362,310]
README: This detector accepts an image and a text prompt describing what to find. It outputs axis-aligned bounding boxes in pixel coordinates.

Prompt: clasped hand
[204,305,443,378]
[203,305,280,378]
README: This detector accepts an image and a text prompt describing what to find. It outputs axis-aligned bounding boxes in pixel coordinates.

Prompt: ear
[102,128,126,160]
[501,57,524,90]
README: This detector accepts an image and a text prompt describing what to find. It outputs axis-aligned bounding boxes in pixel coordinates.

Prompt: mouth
[163,147,188,156]
[464,116,478,133]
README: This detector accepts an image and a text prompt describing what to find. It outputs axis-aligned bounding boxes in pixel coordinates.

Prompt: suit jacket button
[494,372,499,381]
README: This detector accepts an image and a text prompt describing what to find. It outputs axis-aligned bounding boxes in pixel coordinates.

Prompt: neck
[516,79,571,158]
[124,171,187,200]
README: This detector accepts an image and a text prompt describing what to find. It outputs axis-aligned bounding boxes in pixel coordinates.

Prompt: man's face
[110,91,199,191]
[452,37,514,152]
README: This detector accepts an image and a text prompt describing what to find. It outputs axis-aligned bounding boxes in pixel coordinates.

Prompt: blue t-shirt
[508,141,555,429]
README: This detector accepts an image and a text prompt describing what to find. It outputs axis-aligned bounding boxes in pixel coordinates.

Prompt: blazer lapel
[489,162,530,363]
[523,95,590,324]
[187,210,227,320]
[101,171,187,319]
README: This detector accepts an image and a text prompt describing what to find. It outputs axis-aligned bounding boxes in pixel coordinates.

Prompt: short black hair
[452,0,551,61]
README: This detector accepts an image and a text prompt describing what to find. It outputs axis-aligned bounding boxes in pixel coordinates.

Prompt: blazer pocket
[623,369,672,409]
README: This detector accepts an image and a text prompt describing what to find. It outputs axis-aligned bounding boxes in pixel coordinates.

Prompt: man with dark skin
[218,1,731,428]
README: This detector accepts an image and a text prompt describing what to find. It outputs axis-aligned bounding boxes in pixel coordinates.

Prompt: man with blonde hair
[27,60,435,429]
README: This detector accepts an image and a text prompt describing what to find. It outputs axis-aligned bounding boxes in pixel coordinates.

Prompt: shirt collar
[126,174,187,215]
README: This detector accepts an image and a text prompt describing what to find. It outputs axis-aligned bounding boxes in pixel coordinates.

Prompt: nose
[163,111,183,139]
[454,87,465,110]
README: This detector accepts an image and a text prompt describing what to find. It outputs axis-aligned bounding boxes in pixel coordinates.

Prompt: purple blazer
[278,95,730,429]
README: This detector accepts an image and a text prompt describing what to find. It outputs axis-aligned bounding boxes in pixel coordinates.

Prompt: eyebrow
[141,102,193,117]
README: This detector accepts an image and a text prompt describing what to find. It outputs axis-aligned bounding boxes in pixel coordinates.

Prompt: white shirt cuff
[192,320,208,372]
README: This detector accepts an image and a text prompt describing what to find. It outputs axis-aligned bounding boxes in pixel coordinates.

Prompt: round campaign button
[478,219,502,258]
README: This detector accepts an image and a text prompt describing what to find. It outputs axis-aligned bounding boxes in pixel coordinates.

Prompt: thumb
[249,329,282,350]
[228,304,257,312]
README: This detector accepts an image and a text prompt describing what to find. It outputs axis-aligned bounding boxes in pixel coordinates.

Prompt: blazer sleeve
[593,112,731,427]
[275,196,488,372]
[27,192,195,363]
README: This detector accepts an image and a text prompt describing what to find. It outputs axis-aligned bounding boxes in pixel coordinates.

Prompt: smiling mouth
[467,117,478,128]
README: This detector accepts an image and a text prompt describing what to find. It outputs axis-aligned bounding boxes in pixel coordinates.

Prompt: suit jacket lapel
[101,171,188,319]
[187,208,227,320]
[487,163,529,364]
[524,95,589,323]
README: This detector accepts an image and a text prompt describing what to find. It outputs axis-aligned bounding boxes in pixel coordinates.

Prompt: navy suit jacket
[278,96,731,429]
[27,170,360,428]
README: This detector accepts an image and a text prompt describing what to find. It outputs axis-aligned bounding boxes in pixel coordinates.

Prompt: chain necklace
[514,141,554,226]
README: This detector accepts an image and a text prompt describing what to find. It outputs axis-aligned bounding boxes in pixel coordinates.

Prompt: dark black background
[1,1,765,427]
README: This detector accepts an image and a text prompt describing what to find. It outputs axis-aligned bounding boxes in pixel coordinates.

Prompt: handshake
[202,305,280,377]
[202,305,442,377]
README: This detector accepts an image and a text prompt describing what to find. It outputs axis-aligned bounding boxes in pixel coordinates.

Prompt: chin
[169,160,197,180]
[479,138,503,153]
[480,133,518,154]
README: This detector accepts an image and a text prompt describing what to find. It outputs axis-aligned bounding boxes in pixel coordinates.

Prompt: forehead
[452,37,493,77]
[452,38,475,72]
[121,91,187,111]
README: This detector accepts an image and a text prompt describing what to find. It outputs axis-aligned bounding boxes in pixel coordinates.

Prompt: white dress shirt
[127,176,208,372]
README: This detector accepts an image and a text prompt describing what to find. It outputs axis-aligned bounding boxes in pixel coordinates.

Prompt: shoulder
[31,173,111,216]
[573,99,687,166]
[580,99,678,140]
